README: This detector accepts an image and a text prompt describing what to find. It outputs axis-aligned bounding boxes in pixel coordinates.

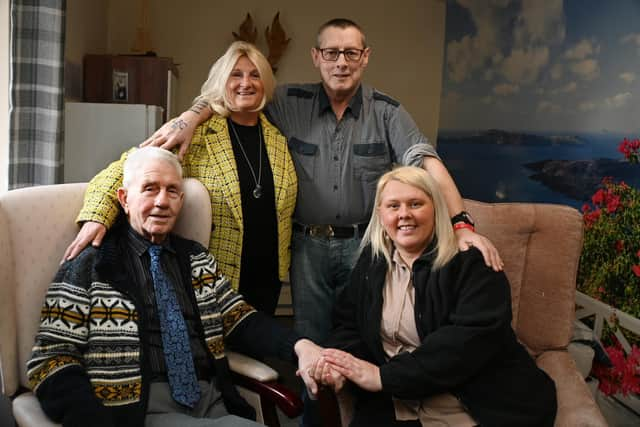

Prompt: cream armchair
[319,200,608,427]
[0,179,301,427]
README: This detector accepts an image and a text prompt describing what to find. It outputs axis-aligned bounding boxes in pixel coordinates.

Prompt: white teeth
[398,225,415,230]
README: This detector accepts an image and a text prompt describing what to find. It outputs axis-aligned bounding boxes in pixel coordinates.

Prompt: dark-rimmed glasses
[316,48,366,62]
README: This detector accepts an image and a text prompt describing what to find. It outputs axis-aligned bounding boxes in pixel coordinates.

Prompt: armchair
[319,199,607,427]
[0,179,301,426]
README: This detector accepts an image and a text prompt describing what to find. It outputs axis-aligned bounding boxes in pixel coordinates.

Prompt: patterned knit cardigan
[27,226,298,426]
[76,113,298,290]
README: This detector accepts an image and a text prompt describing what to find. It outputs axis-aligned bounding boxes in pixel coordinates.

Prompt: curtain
[9,0,66,189]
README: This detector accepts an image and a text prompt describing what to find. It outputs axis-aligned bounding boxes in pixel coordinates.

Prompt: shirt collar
[392,248,410,270]
[318,84,363,119]
[126,224,176,257]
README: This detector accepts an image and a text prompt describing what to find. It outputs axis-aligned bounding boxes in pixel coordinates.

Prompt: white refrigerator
[63,102,163,183]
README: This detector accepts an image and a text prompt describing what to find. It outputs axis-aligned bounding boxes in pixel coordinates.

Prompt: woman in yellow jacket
[65,41,297,315]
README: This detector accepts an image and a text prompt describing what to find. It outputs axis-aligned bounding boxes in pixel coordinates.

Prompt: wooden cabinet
[83,54,178,121]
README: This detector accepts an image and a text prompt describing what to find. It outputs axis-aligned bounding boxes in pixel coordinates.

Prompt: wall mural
[438,0,640,208]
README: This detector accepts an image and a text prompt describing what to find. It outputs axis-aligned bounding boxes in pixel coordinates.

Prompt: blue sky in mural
[440,0,640,133]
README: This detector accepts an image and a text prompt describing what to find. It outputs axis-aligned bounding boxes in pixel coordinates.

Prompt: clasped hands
[297,347,382,399]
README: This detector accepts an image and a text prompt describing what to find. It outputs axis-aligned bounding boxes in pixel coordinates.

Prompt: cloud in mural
[513,0,565,47]
[500,47,549,84]
[570,59,600,81]
[446,0,564,84]
[564,39,600,60]
[441,0,640,133]
[620,72,636,83]
[537,100,562,113]
[578,101,597,112]
[551,81,577,95]
[493,83,520,96]
[620,33,640,55]
[620,33,640,46]
[550,63,563,80]
[604,92,632,109]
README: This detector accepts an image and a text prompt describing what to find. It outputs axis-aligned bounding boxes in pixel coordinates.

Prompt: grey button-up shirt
[266,83,438,225]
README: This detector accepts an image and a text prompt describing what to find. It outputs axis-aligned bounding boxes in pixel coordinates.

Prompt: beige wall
[103,0,445,144]
[65,0,109,100]
[0,0,9,193]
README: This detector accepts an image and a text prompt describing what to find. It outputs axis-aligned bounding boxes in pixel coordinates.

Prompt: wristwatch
[451,210,475,227]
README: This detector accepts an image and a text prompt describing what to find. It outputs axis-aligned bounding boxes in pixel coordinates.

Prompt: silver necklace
[229,120,263,199]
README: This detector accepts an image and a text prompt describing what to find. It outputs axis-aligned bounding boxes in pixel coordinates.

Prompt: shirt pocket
[288,137,317,181]
[353,142,389,181]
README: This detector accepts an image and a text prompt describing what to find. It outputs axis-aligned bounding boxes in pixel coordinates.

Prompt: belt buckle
[309,224,334,238]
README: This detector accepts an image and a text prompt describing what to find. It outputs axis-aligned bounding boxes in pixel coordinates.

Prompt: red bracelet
[453,222,475,232]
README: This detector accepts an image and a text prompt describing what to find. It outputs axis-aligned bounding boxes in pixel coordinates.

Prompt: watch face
[463,211,475,226]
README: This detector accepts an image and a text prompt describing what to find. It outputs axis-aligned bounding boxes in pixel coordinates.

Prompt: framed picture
[113,70,128,102]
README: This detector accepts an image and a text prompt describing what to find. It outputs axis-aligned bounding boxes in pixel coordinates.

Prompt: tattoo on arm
[189,99,210,115]
[170,118,188,130]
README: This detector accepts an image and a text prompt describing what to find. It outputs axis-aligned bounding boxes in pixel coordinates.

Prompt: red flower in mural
[606,194,621,213]
[580,137,640,397]
[619,138,640,163]
[592,188,605,205]
[592,344,640,396]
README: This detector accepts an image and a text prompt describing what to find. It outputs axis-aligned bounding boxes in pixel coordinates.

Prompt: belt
[293,222,368,239]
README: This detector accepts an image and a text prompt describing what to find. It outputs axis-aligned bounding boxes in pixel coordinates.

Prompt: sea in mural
[439,0,640,209]
[438,130,639,208]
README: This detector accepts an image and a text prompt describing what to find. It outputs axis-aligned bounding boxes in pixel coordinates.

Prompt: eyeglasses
[316,48,366,62]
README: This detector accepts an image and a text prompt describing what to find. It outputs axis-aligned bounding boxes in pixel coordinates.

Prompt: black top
[228,118,281,314]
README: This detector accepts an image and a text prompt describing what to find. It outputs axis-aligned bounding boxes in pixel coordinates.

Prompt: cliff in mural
[525,158,638,200]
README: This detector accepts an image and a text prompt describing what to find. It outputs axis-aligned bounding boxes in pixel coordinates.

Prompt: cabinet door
[83,55,176,121]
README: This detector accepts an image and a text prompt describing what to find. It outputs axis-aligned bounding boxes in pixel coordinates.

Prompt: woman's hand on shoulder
[455,227,504,271]
[61,221,107,263]
[141,110,203,160]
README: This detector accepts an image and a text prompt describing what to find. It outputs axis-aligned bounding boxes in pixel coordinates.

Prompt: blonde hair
[360,166,458,270]
[195,41,275,117]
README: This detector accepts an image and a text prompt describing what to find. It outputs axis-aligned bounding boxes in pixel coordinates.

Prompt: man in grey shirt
[66,18,501,354]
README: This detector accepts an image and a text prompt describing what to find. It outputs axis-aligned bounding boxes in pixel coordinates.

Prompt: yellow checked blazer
[77,113,298,290]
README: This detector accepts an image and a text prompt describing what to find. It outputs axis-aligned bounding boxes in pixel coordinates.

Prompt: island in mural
[438,1,640,208]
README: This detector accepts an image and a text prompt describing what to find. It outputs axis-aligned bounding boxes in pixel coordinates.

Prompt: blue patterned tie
[148,245,201,408]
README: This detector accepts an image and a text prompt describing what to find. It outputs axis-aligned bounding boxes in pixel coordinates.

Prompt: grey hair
[195,41,275,117]
[122,147,183,188]
[402,143,433,167]
[360,166,458,270]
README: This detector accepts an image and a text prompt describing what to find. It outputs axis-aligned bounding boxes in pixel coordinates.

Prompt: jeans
[290,230,361,427]
[290,230,362,343]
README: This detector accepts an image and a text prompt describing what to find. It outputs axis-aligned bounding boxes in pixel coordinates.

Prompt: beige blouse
[380,250,477,427]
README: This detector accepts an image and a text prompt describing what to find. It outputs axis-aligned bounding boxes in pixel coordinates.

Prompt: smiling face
[312,26,370,100]
[378,179,435,263]
[225,55,265,113]
[117,159,184,243]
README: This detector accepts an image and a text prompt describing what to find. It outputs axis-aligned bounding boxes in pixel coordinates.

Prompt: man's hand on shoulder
[61,221,107,263]
[455,227,504,271]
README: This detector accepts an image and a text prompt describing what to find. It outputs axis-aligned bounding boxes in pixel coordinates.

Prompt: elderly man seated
[26,147,321,427]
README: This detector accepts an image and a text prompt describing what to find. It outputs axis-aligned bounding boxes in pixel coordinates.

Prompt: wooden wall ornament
[232,13,258,44]
[232,12,291,73]
[265,13,291,73]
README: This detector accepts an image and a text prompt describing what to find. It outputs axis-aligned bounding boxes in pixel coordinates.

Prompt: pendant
[253,185,262,199]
